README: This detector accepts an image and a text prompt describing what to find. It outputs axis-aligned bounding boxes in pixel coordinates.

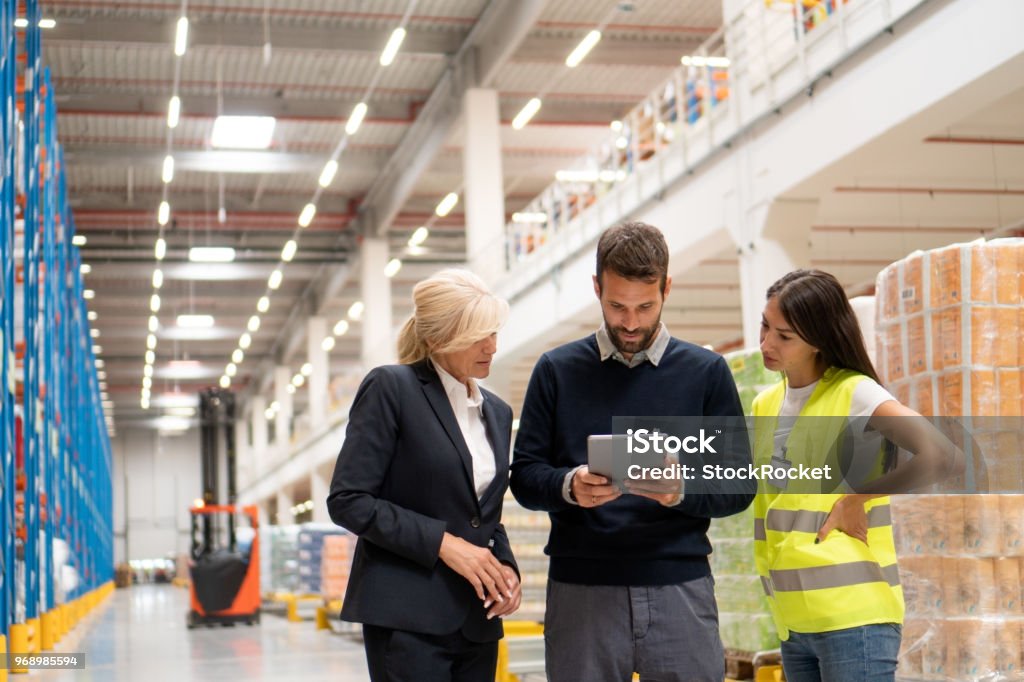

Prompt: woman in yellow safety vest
[752,269,958,682]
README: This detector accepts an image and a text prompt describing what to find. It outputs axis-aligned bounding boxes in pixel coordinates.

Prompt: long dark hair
[767,269,896,471]
[766,269,883,384]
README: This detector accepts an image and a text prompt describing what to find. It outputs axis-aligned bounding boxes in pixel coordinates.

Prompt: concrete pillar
[250,396,268,479]
[310,467,331,525]
[274,366,293,457]
[735,199,816,347]
[276,488,293,526]
[462,88,506,281]
[360,237,394,369]
[306,316,328,429]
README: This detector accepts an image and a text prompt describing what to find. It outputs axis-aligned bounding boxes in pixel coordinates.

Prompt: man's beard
[605,315,661,356]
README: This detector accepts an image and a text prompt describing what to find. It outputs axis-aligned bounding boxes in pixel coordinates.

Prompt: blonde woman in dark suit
[327,268,520,682]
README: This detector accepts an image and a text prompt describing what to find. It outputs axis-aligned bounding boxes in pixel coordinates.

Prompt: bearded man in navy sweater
[511,222,754,682]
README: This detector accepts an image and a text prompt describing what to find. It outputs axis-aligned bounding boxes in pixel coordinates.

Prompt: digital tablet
[587,434,684,497]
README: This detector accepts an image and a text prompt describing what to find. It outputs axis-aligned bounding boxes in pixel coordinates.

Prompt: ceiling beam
[46,19,461,56]
[357,0,549,238]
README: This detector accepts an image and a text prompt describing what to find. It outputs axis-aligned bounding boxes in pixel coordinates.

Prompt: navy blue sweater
[510,334,754,585]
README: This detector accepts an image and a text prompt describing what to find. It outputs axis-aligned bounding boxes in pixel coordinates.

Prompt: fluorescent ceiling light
[144,364,154,378]
[345,102,368,136]
[152,269,163,289]
[150,294,161,312]
[154,392,198,408]
[90,328,100,338]
[565,30,601,68]
[321,336,336,351]
[80,263,91,274]
[97,370,107,379]
[615,136,628,150]
[218,207,227,224]
[298,203,316,228]
[95,359,105,369]
[162,155,174,184]
[142,376,152,389]
[162,361,206,380]
[287,384,296,395]
[555,169,599,183]
[232,349,244,364]
[141,398,151,410]
[148,315,159,333]
[318,160,338,188]
[166,407,196,417]
[247,315,260,332]
[73,235,87,246]
[88,311,98,321]
[333,319,349,336]
[158,201,170,226]
[145,350,155,364]
[174,16,189,57]
[219,376,231,388]
[408,226,428,247]
[610,120,622,132]
[281,240,297,262]
[210,116,276,150]
[177,314,214,328]
[167,96,181,129]
[264,407,275,420]
[155,416,191,432]
[512,98,541,130]
[681,55,730,68]
[268,269,283,290]
[380,27,406,66]
[512,212,547,223]
[435,192,458,217]
[155,237,166,260]
[147,334,157,349]
[141,387,151,399]
[189,247,235,263]
[347,301,364,321]
[83,289,95,300]
[13,18,27,28]
[92,344,103,354]
[257,296,270,313]
[226,363,237,377]
[292,373,304,387]
[301,362,312,377]
[239,333,252,349]
[384,258,402,278]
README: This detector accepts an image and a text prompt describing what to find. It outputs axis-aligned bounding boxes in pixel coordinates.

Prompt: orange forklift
[186,389,261,628]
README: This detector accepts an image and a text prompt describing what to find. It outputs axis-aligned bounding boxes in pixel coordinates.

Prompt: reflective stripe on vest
[764,505,892,535]
[769,561,900,592]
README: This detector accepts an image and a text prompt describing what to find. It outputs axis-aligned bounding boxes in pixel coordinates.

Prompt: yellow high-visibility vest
[752,367,904,640]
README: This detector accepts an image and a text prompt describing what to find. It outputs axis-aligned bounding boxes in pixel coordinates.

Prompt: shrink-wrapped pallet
[876,239,1024,680]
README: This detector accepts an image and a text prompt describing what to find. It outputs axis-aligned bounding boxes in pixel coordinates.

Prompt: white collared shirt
[432,360,497,499]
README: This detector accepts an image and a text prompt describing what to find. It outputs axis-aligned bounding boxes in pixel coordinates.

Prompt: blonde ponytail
[397,315,430,365]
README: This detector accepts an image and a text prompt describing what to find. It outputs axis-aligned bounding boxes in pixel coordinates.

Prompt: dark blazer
[326,359,517,642]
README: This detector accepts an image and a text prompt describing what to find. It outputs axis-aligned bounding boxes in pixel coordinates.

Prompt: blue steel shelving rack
[4,0,114,665]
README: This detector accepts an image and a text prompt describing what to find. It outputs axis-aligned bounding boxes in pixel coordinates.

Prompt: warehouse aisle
[36,585,370,681]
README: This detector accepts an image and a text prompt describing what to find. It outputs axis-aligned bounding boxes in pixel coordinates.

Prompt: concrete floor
[36,584,371,681]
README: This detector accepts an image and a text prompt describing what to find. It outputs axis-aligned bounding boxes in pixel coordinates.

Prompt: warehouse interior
[1,0,1023,679]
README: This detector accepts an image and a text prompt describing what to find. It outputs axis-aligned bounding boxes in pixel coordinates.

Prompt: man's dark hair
[595,222,669,291]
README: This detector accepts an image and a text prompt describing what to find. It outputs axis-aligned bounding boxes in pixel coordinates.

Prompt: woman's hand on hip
[486,565,521,620]
[817,495,869,545]
[439,532,512,605]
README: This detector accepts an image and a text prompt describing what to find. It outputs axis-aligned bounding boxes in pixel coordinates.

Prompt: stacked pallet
[297,524,348,594]
[320,533,356,600]
[876,238,1024,681]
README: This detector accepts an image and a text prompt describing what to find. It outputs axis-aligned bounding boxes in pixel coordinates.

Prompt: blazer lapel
[478,393,509,507]
[420,367,477,494]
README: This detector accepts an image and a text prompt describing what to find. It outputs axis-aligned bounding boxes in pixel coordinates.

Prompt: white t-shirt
[433,361,497,499]
[772,376,896,488]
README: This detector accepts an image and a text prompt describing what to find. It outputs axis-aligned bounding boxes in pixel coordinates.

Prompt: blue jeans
[781,624,902,682]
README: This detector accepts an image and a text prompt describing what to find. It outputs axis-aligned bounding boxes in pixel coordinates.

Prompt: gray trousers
[544,576,725,682]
